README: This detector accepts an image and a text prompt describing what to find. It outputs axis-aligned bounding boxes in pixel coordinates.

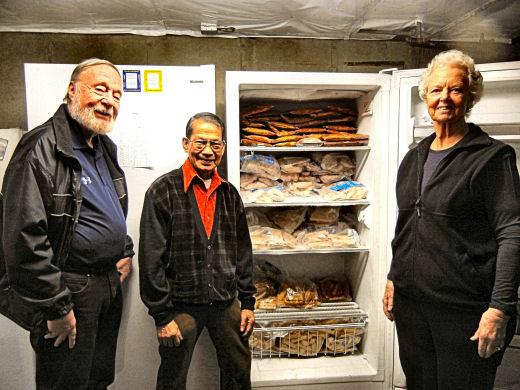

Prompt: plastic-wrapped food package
[240,154,281,180]
[319,174,344,184]
[295,227,333,249]
[308,206,340,225]
[242,186,286,203]
[313,276,352,302]
[242,176,279,190]
[295,223,360,249]
[279,172,300,182]
[255,261,320,309]
[246,209,273,227]
[320,180,368,200]
[249,226,298,250]
[319,153,356,177]
[277,156,310,174]
[276,277,320,309]
[286,181,319,197]
[269,207,307,233]
[301,160,322,173]
[240,172,258,188]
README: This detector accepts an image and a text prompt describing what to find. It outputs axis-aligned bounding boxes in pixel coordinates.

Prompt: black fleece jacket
[389,124,520,316]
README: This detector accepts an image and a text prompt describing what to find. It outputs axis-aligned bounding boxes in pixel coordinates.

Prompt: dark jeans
[393,290,517,390]
[30,268,123,390]
[156,299,252,390]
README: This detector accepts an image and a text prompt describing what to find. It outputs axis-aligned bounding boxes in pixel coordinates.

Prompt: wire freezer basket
[250,302,367,358]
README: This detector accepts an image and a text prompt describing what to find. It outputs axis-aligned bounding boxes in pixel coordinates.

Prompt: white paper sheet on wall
[110,110,152,168]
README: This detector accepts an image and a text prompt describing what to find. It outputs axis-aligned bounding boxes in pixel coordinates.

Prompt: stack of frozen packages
[240,154,286,203]
[240,152,367,203]
[253,261,320,310]
[252,262,363,357]
[253,261,353,310]
[239,102,369,147]
[247,206,361,251]
[250,317,365,357]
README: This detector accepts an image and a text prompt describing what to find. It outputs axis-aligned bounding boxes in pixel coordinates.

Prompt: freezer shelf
[244,198,370,207]
[255,302,365,317]
[251,354,379,387]
[240,146,371,181]
[240,146,370,152]
[253,247,369,255]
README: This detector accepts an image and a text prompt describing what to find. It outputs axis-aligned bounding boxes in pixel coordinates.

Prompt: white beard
[68,97,115,135]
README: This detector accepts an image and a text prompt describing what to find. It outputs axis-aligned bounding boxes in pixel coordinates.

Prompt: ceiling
[0,0,519,44]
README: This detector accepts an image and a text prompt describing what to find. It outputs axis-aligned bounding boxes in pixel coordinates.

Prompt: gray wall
[1,32,519,131]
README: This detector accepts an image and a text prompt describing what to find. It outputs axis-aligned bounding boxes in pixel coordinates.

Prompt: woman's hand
[382,279,395,321]
[470,308,509,358]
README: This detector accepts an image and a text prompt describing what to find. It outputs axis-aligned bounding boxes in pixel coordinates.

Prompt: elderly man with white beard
[1,58,133,389]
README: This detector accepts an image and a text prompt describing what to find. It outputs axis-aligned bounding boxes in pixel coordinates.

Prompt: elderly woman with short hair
[383,50,520,389]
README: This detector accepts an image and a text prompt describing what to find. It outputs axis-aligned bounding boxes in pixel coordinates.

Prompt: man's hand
[382,279,394,321]
[116,257,132,283]
[157,319,183,347]
[240,309,255,337]
[470,307,509,358]
[44,310,77,348]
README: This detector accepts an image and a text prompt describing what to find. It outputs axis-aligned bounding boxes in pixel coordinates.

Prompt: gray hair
[185,112,226,139]
[418,50,483,115]
[64,58,120,102]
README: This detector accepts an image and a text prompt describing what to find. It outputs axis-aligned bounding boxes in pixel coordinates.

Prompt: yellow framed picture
[144,70,163,92]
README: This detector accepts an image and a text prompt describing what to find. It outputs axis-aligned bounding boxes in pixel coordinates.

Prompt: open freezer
[226,71,394,389]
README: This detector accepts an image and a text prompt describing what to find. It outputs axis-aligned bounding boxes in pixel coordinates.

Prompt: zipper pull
[415,197,422,217]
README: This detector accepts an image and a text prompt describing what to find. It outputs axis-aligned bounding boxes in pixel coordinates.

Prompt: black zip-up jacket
[389,124,520,316]
[1,104,134,320]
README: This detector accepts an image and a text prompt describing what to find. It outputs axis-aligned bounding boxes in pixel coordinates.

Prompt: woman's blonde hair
[418,50,483,115]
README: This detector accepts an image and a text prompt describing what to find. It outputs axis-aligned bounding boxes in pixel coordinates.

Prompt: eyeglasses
[81,83,122,104]
[187,138,226,152]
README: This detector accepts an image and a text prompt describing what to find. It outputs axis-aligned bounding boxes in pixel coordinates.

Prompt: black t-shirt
[421,145,456,193]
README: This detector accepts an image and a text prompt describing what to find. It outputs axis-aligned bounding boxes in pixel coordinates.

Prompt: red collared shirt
[182,160,225,238]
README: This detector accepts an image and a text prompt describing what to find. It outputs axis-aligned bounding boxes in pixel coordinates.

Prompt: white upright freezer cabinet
[225,61,520,390]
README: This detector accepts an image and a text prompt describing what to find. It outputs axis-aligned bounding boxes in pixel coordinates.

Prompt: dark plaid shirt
[138,166,255,326]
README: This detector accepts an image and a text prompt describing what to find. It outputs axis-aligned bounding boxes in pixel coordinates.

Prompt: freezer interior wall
[352,90,388,373]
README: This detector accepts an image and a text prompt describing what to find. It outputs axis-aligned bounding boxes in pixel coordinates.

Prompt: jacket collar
[51,104,77,158]
[182,159,227,193]
[416,123,492,160]
[51,103,117,160]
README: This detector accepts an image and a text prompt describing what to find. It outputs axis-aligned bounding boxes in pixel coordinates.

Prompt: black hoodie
[389,123,520,316]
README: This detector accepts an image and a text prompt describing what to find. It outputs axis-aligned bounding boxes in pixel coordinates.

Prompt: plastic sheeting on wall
[0,0,519,43]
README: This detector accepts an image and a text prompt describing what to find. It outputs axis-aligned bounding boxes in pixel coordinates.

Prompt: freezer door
[392,61,520,161]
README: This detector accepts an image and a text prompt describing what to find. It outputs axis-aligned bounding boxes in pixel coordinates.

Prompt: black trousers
[393,290,517,390]
[30,269,122,390]
[156,299,252,390]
